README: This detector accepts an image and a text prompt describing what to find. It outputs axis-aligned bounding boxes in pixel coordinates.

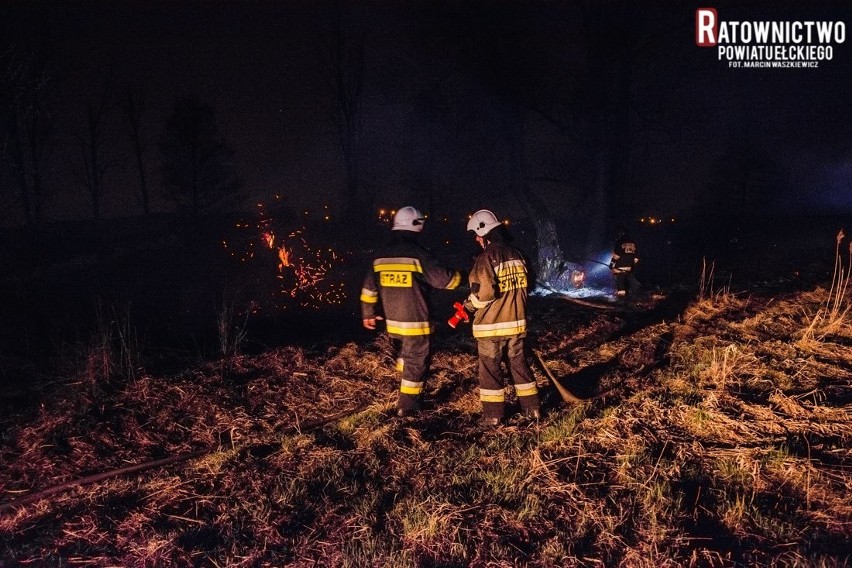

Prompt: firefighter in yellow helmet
[464,209,541,427]
[361,206,462,417]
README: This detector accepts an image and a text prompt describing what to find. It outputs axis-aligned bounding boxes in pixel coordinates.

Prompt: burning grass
[1,279,851,566]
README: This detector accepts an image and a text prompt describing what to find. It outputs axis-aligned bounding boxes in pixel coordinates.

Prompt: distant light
[503,219,510,225]
[379,209,386,215]
[671,218,675,222]
[324,215,330,221]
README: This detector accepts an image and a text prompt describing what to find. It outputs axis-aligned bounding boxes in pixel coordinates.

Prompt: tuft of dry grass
[799,230,851,346]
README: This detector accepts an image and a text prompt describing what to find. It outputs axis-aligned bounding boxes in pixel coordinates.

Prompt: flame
[222,197,347,312]
[278,245,291,270]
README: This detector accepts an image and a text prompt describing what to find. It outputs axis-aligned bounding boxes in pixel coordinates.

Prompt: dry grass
[799,230,851,346]
[1,273,851,566]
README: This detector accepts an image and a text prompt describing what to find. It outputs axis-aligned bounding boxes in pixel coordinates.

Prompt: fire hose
[0,403,370,512]
[533,348,667,405]
[446,300,603,402]
[532,349,584,403]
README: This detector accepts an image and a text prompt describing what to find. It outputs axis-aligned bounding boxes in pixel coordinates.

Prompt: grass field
[1,260,850,566]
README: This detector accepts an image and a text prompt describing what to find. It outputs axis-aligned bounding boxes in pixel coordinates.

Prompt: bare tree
[158,95,241,217]
[449,3,571,279]
[123,85,151,215]
[317,0,365,217]
[77,77,117,220]
[0,47,55,226]
[450,1,692,259]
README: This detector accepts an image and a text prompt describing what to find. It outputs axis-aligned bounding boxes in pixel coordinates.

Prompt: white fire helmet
[392,206,426,232]
[467,209,502,237]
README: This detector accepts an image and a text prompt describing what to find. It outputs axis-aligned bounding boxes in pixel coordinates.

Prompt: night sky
[1,0,851,227]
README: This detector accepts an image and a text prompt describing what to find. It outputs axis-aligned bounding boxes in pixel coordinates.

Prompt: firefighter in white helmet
[464,209,541,427]
[361,206,462,417]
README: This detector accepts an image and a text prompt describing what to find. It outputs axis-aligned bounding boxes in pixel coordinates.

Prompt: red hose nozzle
[447,301,469,328]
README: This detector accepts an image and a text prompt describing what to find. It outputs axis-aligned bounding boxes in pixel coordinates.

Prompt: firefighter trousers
[614,271,630,297]
[476,336,540,420]
[396,335,430,413]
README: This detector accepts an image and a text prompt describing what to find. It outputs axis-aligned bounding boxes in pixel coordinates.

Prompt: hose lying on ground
[0,403,370,512]
[532,349,584,403]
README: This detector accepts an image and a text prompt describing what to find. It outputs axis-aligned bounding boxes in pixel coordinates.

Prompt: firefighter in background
[464,209,541,427]
[361,206,462,417]
[609,226,639,300]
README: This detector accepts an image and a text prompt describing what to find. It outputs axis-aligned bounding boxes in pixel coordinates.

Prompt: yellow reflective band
[495,259,525,274]
[480,388,505,403]
[515,382,539,397]
[400,379,424,395]
[386,320,433,336]
[374,257,423,273]
[473,320,527,338]
[480,393,505,403]
[473,325,526,338]
[375,263,420,272]
[360,294,378,304]
[445,272,462,290]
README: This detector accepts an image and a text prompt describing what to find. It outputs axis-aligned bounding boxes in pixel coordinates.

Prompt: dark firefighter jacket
[360,233,461,337]
[611,235,639,273]
[467,240,530,339]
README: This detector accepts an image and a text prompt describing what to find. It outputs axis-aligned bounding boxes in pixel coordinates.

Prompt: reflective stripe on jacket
[361,233,460,338]
[468,241,529,339]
